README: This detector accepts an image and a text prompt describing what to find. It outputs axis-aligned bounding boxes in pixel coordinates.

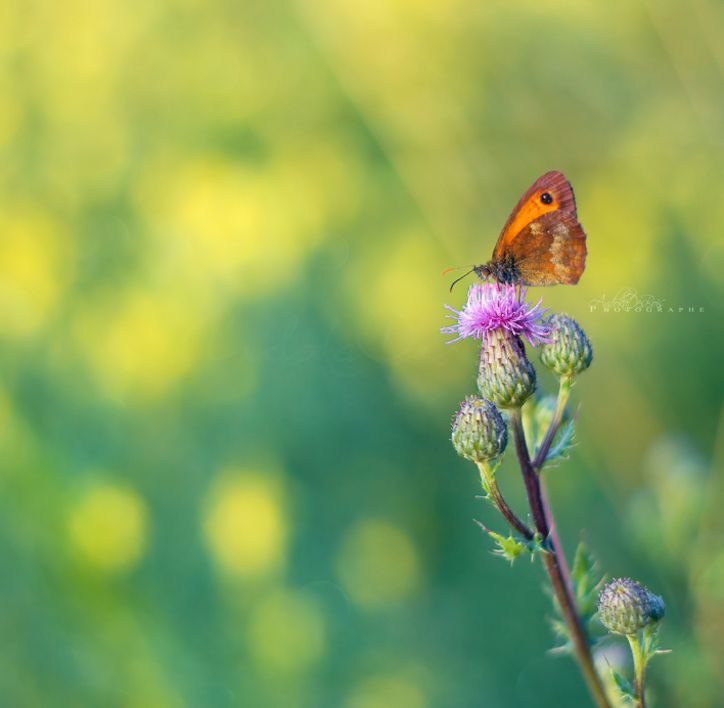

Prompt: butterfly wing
[493,171,577,261]
[506,211,587,286]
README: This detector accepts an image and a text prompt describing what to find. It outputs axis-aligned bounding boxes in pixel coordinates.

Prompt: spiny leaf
[544,418,576,464]
[571,539,593,588]
[611,669,635,701]
[572,540,605,622]
[547,539,605,649]
[549,617,569,641]
[473,521,532,565]
[642,622,671,663]
[493,535,528,564]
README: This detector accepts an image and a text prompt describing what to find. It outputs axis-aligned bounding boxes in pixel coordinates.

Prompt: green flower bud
[451,396,508,462]
[478,329,537,409]
[598,578,665,635]
[540,314,593,377]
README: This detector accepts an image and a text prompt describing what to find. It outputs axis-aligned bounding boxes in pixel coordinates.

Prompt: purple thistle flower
[442,283,550,347]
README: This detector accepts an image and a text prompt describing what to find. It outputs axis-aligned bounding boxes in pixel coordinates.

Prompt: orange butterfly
[451,171,587,288]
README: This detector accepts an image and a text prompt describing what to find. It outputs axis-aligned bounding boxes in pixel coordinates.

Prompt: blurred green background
[0,0,723,706]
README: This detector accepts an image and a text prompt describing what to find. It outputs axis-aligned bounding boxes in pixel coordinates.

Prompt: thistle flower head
[598,578,665,636]
[442,283,549,347]
[451,396,508,462]
[539,313,593,377]
[478,329,537,408]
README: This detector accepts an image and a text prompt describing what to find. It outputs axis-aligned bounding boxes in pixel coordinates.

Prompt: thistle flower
[451,396,508,462]
[539,313,593,377]
[442,283,549,347]
[442,283,547,409]
[598,578,665,636]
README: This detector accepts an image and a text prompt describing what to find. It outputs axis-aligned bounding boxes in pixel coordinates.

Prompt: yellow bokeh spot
[133,149,351,302]
[0,207,71,338]
[336,519,421,609]
[203,469,287,578]
[13,0,140,203]
[247,588,326,674]
[68,482,148,573]
[345,674,428,708]
[73,287,209,402]
[136,158,275,286]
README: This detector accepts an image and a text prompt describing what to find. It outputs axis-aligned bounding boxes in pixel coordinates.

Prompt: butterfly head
[447,263,498,289]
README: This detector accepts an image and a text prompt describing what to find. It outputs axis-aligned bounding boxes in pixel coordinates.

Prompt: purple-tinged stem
[510,409,611,708]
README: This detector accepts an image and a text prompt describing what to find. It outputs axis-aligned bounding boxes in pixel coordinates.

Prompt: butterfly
[450,171,587,288]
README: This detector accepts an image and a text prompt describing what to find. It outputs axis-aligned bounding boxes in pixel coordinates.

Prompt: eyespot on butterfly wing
[493,170,578,260]
[504,211,587,286]
[487,171,586,286]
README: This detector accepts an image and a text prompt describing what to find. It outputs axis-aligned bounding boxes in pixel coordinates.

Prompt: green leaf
[571,539,593,587]
[642,622,671,663]
[548,617,569,641]
[474,521,533,565]
[545,539,607,653]
[570,540,605,625]
[544,418,576,464]
[490,531,528,564]
[524,394,558,451]
[611,669,635,701]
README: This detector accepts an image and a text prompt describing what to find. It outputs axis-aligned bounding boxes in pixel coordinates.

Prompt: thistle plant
[443,283,668,708]
[598,579,667,707]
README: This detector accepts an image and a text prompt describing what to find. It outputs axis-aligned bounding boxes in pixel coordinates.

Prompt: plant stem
[627,634,647,708]
[539,481,574,601]
[535,375,575,596]
[533,374,572,470]
[476,461,534,540]
[510,409,611,708]
[510,411,549,534]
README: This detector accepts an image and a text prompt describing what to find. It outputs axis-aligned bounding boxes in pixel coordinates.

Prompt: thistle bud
[478,329,537,409]
[539,314,593,377]
[451,396,508,462]
[598,578,665,636]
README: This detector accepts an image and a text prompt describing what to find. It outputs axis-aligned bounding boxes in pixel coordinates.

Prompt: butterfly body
[474,253,518,284]
[474,171,587,287]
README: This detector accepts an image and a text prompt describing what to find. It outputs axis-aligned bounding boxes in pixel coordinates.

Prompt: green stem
[627,634,647,708]
[533,374,572,471]
[510,408,611,708]
[536,375,574,597]
[476,461,534,540]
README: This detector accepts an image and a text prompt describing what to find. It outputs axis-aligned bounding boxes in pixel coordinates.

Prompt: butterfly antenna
[448,268,475,292]
[441,265,471,277]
